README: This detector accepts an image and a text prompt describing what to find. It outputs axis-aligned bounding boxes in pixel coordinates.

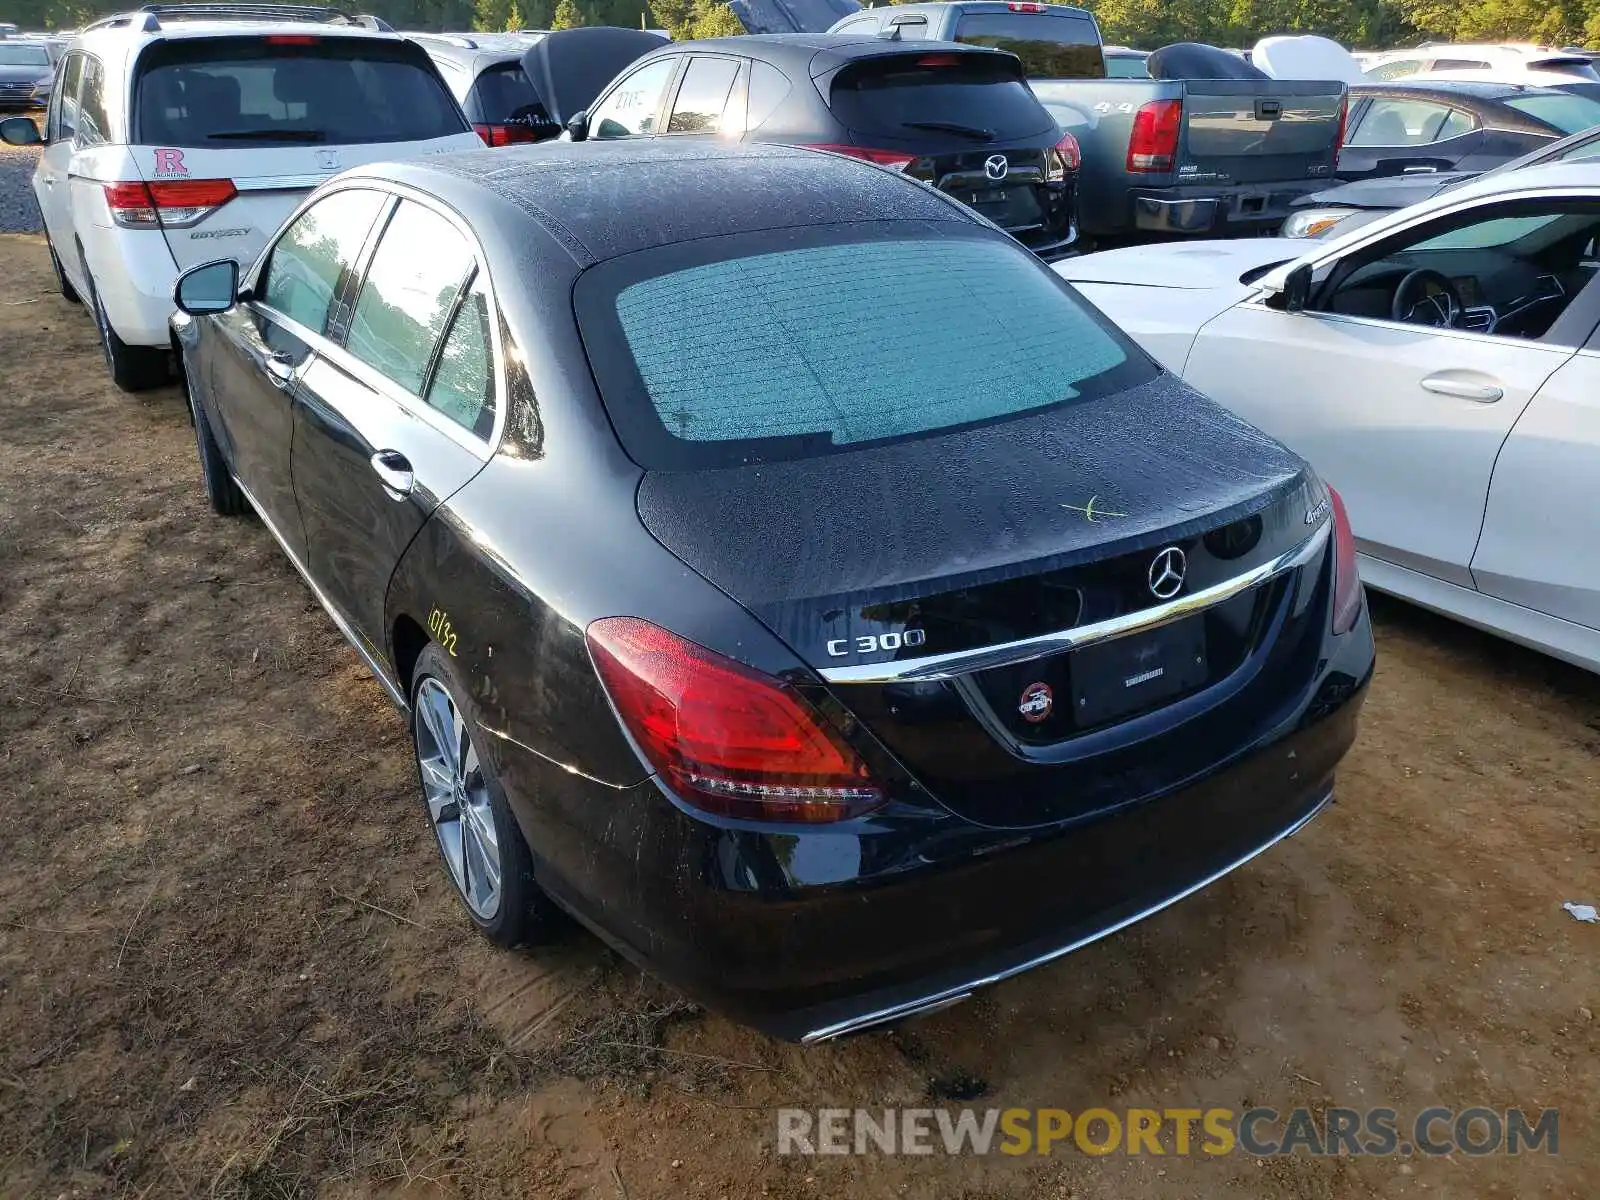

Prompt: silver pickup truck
[828,2,1347,244]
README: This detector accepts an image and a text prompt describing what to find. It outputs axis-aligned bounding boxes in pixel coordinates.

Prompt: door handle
[370,450,415,499]
[263,351,295,386]
[1420,373,1503,403]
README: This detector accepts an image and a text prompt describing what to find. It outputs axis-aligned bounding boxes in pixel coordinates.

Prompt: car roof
[653,32,1011,69]
[76,6,399,44]
[1352,80,1568,101]
[353,139,978,267]
[408,33,525,66]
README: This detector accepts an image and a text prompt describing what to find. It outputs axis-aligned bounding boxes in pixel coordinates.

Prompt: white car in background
[1054,161,1600,673]
[0,3,482,391]
[1364,43,1600,87]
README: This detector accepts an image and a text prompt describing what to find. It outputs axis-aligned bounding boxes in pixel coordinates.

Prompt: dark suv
[411,31,557,145]
[571,34,1081,258]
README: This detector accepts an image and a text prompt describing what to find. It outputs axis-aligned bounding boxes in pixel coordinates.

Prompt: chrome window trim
[248,178,509,457]
[818,520,1330,685]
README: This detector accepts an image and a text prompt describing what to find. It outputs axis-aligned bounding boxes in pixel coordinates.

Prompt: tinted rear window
[469,61,544,123]
[575,227,1154,469]
[828,53,1056,141]
[133,37,467,147]
[953,13,1105,79]
[1104,53,1149,78]
[1504,92,1600,135]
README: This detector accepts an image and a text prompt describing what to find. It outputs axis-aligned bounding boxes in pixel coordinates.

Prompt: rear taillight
[105,179,236,229]
[1328,486,1362,635]
[586,617,885,824]
[473,122,539,147]
[1046,130,1081,181]
[803,143,916,171]
[1127,98,1181,173]
[1332,95,1349,155]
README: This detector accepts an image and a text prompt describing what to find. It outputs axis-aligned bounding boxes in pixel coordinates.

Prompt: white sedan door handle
[1420,372,1503,403]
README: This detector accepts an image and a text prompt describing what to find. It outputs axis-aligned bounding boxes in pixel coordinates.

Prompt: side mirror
[0,115,42,147]
[174,259,239,316]
[566,111,590,143]
[1281,263,1312,313]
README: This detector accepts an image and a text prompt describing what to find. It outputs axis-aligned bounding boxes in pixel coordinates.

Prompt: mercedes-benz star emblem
[1148,547,1187,600]
[983,154,1009,181]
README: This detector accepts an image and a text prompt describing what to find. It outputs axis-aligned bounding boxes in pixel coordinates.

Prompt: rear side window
[1505,92,1600,135]
[78,56,111,146]
[469,61,544,123]
[347,201,475,396]
[952,13,1105,79]
[262,188,387,333]
[1104,54,1149,79]
[132,37,468,147]
[576,229,1153,468]
[425,275,497,438]
[746,61,791,130]
[1347,99,1470,147]
[667,57,740,134]
[53,52,82,141]
[590,57,678,139]
[828,53,1056,141]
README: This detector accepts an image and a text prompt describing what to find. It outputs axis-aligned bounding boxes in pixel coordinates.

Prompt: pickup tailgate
[1181,80,1344,185]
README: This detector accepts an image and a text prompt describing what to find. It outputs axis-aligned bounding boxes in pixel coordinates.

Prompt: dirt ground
[0,231,1596,1199]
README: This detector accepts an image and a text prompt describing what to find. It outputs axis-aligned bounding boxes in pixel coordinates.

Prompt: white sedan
[1055,161,1600,673]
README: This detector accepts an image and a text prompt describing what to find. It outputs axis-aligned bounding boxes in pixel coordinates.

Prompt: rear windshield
[953,13,1105,79]
[1104,53,1149,79]
[828,53,1056,142]
[575,227,1154,469]
[133,37,468,147]
[468,60,545,123]
[0,44,51,67]
[1504,92,1600,135]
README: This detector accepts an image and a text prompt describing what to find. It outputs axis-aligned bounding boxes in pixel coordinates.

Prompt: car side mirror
[566,111,590,143]
[174,259,239,316]
[1281,263,1312,313]
[0,116,42,147]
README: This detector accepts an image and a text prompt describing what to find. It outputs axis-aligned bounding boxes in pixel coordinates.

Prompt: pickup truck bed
[1035,78,1346,241]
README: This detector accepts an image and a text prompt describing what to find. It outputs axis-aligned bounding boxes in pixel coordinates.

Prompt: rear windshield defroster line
[573,222,1158,470]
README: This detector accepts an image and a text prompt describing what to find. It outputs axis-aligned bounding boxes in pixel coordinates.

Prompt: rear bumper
[490,621,1372,1042]
[1131,180,1332,236]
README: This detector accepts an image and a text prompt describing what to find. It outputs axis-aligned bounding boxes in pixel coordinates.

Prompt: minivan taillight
[586,617,885,824]
[803,143,916,171]
[1046,130,1081,181]
[473,121,539,147]
[1126,98,1181,173]
[104,179,237,229]
[1329,487,1362,634]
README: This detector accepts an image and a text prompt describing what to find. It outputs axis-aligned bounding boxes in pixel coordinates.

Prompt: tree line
[8,0,1595,52]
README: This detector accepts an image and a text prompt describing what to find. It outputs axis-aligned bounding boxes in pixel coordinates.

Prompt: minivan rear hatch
[576,223,1333,829]
[129,34,477,273]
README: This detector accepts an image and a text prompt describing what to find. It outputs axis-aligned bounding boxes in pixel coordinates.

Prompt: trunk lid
[1178,80,1345,186]
[127,32,480,273]
[636,379,1333,829]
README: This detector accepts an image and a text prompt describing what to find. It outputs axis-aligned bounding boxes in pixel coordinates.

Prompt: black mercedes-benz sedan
[170,141,1373,1043]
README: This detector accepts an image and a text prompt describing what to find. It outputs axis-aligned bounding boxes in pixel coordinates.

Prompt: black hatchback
[170,141,1370,1042]
[568,34,1081,258]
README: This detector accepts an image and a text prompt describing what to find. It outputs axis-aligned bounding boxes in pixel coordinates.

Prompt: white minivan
[0,5,483,390]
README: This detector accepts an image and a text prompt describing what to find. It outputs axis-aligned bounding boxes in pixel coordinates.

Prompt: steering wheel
[1391,268,1463,328]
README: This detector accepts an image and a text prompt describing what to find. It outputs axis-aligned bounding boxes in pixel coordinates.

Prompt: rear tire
[47,238,79,304]
[188,379,245,517]
[87,272,171,393]
[411,642,561,949]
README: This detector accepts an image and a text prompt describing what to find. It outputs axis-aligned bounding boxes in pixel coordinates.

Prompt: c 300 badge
[1018,681,1053,723]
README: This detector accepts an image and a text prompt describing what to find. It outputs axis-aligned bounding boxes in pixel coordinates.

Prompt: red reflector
[1328,486,1363,635]
[1127,98,1182,173]
[1007,2,1048,11]
[266,34,318,44]
[1332,94,1349,155]
[474,122,537,146]
[586,617,885,824]
[915,54,963,67]
[147,179,238,208]
[803,143,915,171]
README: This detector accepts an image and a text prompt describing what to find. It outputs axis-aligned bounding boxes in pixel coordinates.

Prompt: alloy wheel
[414,677,502,920]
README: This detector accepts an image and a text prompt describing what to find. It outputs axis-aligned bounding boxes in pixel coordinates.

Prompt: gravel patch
[0,143,43,234]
